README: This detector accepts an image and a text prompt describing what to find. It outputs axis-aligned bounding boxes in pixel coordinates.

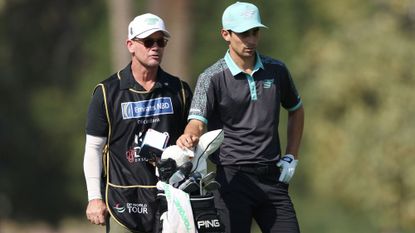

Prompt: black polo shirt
[189,51,302,165]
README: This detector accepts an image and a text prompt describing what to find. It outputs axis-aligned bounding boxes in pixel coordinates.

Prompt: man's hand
[277,154,298,183]
[86,199,107,225]
[176,119,206,149]
[176,133,199,149]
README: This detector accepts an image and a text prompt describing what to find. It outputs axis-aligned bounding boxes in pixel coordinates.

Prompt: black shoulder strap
[179,80,186,119]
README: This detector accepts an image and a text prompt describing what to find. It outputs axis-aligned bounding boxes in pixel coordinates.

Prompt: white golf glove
[277,154,298,183]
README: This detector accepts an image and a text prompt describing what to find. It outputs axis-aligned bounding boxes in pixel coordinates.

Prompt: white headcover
[158,129,224,176]
[191,129,224,175]
[161,145,194,167]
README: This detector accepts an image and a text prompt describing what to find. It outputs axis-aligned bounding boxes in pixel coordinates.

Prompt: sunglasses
[133,37,168,48]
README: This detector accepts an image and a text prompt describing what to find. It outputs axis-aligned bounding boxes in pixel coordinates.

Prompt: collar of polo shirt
[223,50,264,76]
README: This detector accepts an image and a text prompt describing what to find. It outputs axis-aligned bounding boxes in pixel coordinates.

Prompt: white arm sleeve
[83,134,107,201]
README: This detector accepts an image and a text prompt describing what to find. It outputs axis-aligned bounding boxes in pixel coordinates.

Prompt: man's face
[222,28,260,58]
[127,31,167,68]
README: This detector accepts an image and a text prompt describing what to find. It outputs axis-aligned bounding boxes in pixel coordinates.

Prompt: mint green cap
[222,2,267,33]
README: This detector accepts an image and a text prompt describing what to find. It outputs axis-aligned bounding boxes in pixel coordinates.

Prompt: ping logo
[263,79,274,88]
[197,219,221,229]
[121,97,173,119]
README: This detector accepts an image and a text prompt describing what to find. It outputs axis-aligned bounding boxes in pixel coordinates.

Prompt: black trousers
[214,164,300,233]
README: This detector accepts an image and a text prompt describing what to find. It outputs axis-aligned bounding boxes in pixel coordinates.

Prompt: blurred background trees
[0,0,414,232]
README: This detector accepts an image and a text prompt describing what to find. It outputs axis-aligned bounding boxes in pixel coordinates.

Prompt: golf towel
[157,181,195,233]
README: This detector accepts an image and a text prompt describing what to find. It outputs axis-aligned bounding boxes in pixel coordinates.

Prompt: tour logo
[126,203,148,214]
[114,203,126,213]
[114,202,148,215]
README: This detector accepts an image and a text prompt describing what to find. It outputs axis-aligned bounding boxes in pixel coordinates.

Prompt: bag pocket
[107,185,157,232]
[191,194,225,233]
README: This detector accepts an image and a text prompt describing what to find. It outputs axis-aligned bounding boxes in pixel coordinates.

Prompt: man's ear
[126,39,134,53]
[221,29,231,42]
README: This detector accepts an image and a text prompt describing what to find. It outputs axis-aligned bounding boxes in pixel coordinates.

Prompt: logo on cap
[127,13,170,39]
[144,18,159,25]
[241,9,255,18]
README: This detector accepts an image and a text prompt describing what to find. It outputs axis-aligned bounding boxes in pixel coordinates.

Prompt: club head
[178,179,191,190]
[168,161,194,187]
[179,180,200,194]
[179,161,193,177]
[203,180,221,192]
[189,172,202,187]
[156,158,177,182]
[190,171,202,181]
[201,172,216,184]
[169,170,186,187]
[199,172,217,196]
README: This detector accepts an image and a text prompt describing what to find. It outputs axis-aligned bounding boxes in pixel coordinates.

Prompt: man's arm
[285,105,304,159]
[277,105,304,183]
[176,119,207,149]
[83,134,108,225]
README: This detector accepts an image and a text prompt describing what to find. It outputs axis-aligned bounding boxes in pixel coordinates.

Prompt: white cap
[128,13,170,40]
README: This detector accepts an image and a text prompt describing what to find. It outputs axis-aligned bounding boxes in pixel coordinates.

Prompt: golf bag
[153,188,225,233]
[190,194,224,232]
[138,129,225,233]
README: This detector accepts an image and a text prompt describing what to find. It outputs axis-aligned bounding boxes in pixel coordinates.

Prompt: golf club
[199,172,217,195]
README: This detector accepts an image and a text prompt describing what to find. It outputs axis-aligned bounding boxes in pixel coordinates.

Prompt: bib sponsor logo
[125,147,148,163]
[136,117,160,125]
[121,97,173,119]
[126,135,149,164]
[126,148,135,163]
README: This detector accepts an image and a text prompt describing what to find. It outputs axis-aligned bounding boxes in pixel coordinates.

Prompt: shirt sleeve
[188,72,214,124]
[280,65,302,111]
[86,86,109,137]
[83,134,107,200]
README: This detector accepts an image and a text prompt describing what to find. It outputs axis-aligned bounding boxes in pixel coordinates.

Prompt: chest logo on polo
[121,97,174,119]
[263,79,274,88]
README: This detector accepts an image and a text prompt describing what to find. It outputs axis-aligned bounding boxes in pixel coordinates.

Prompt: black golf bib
[96,66,190,232]
[105,155,158,232]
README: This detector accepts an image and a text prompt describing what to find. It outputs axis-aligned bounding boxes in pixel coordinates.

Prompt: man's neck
[131,61,158,91]
[229,50,256,75]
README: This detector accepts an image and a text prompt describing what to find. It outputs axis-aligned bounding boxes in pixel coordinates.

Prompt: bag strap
[96,83,111,178]
[179,80,186,119]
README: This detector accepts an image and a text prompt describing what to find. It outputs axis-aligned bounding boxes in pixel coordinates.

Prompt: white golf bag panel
[191,129,224,175]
